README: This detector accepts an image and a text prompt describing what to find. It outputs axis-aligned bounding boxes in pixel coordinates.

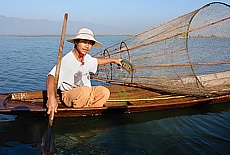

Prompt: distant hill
[0,15,132,35]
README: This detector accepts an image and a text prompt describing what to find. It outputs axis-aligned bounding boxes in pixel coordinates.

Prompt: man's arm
[97,58,122,65]
[46,74,58,119]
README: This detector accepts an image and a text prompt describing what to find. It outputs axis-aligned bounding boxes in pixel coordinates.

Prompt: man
[46,28,121,117]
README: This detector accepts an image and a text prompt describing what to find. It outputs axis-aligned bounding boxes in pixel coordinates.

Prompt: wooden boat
[0,84,229,117]
[1,2,230,117]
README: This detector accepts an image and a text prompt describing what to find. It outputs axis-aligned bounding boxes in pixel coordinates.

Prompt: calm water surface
[0,36,230,154]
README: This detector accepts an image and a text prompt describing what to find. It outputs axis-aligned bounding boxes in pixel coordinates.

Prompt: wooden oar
[40,13,68,154]
[49,13,68,126]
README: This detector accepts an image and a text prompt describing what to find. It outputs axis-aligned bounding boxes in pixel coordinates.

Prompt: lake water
[0,36,230,154]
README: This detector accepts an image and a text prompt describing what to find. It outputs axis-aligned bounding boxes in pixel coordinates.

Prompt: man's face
[75,39,95,55]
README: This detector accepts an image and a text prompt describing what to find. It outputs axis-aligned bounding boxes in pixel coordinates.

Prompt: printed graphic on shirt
[74,71,84,86]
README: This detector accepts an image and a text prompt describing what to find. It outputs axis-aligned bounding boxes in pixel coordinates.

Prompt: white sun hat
[67,28,103,48]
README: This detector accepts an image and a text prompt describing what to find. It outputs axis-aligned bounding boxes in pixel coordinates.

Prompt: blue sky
[1,0,230,32]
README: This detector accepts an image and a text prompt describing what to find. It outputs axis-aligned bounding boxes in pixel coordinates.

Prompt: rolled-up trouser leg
[89,86,110,107]
[62,86,91,108]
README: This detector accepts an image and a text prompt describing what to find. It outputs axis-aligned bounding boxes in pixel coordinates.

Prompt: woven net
[93,2,230,96]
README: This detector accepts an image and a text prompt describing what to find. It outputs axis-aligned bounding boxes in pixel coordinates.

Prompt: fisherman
[46,28,122,115]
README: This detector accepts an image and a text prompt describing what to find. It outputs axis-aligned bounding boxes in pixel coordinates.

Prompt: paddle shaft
[49,13,68,126]
[54,13,68,95]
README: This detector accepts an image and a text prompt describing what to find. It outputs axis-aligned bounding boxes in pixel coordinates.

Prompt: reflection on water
[0,114,17,122]
[51,102,230,154]
[1,102,229,154]
[0,114,47,154]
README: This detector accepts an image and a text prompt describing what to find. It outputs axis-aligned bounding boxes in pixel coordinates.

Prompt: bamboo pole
[50,13,68,126]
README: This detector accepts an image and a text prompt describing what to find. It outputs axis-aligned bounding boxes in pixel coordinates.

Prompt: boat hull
[1,85,229,117]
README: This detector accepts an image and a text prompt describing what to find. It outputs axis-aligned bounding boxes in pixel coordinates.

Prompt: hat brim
[67,38,103,48]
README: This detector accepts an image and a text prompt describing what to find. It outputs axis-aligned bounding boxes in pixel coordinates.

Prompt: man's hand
[46,75,58,121]
[114,58,122,66]
[46,96,58,120]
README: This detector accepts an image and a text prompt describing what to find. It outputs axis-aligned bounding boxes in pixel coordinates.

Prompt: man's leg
[89,86,110,107]
[62,86,91,108]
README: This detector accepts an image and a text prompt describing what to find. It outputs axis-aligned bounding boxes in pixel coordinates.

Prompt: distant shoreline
[1,34,229,38]
[0,34,133,37]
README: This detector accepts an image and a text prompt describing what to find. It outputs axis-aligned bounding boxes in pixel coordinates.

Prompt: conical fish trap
[93,2,230,96]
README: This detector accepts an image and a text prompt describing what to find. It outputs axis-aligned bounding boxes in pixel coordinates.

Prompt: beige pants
[62,86,110,108]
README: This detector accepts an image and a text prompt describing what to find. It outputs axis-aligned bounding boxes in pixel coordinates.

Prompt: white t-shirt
[49,50,98,91]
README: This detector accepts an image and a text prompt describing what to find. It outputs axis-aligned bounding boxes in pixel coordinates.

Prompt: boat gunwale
[0,93,229,117]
